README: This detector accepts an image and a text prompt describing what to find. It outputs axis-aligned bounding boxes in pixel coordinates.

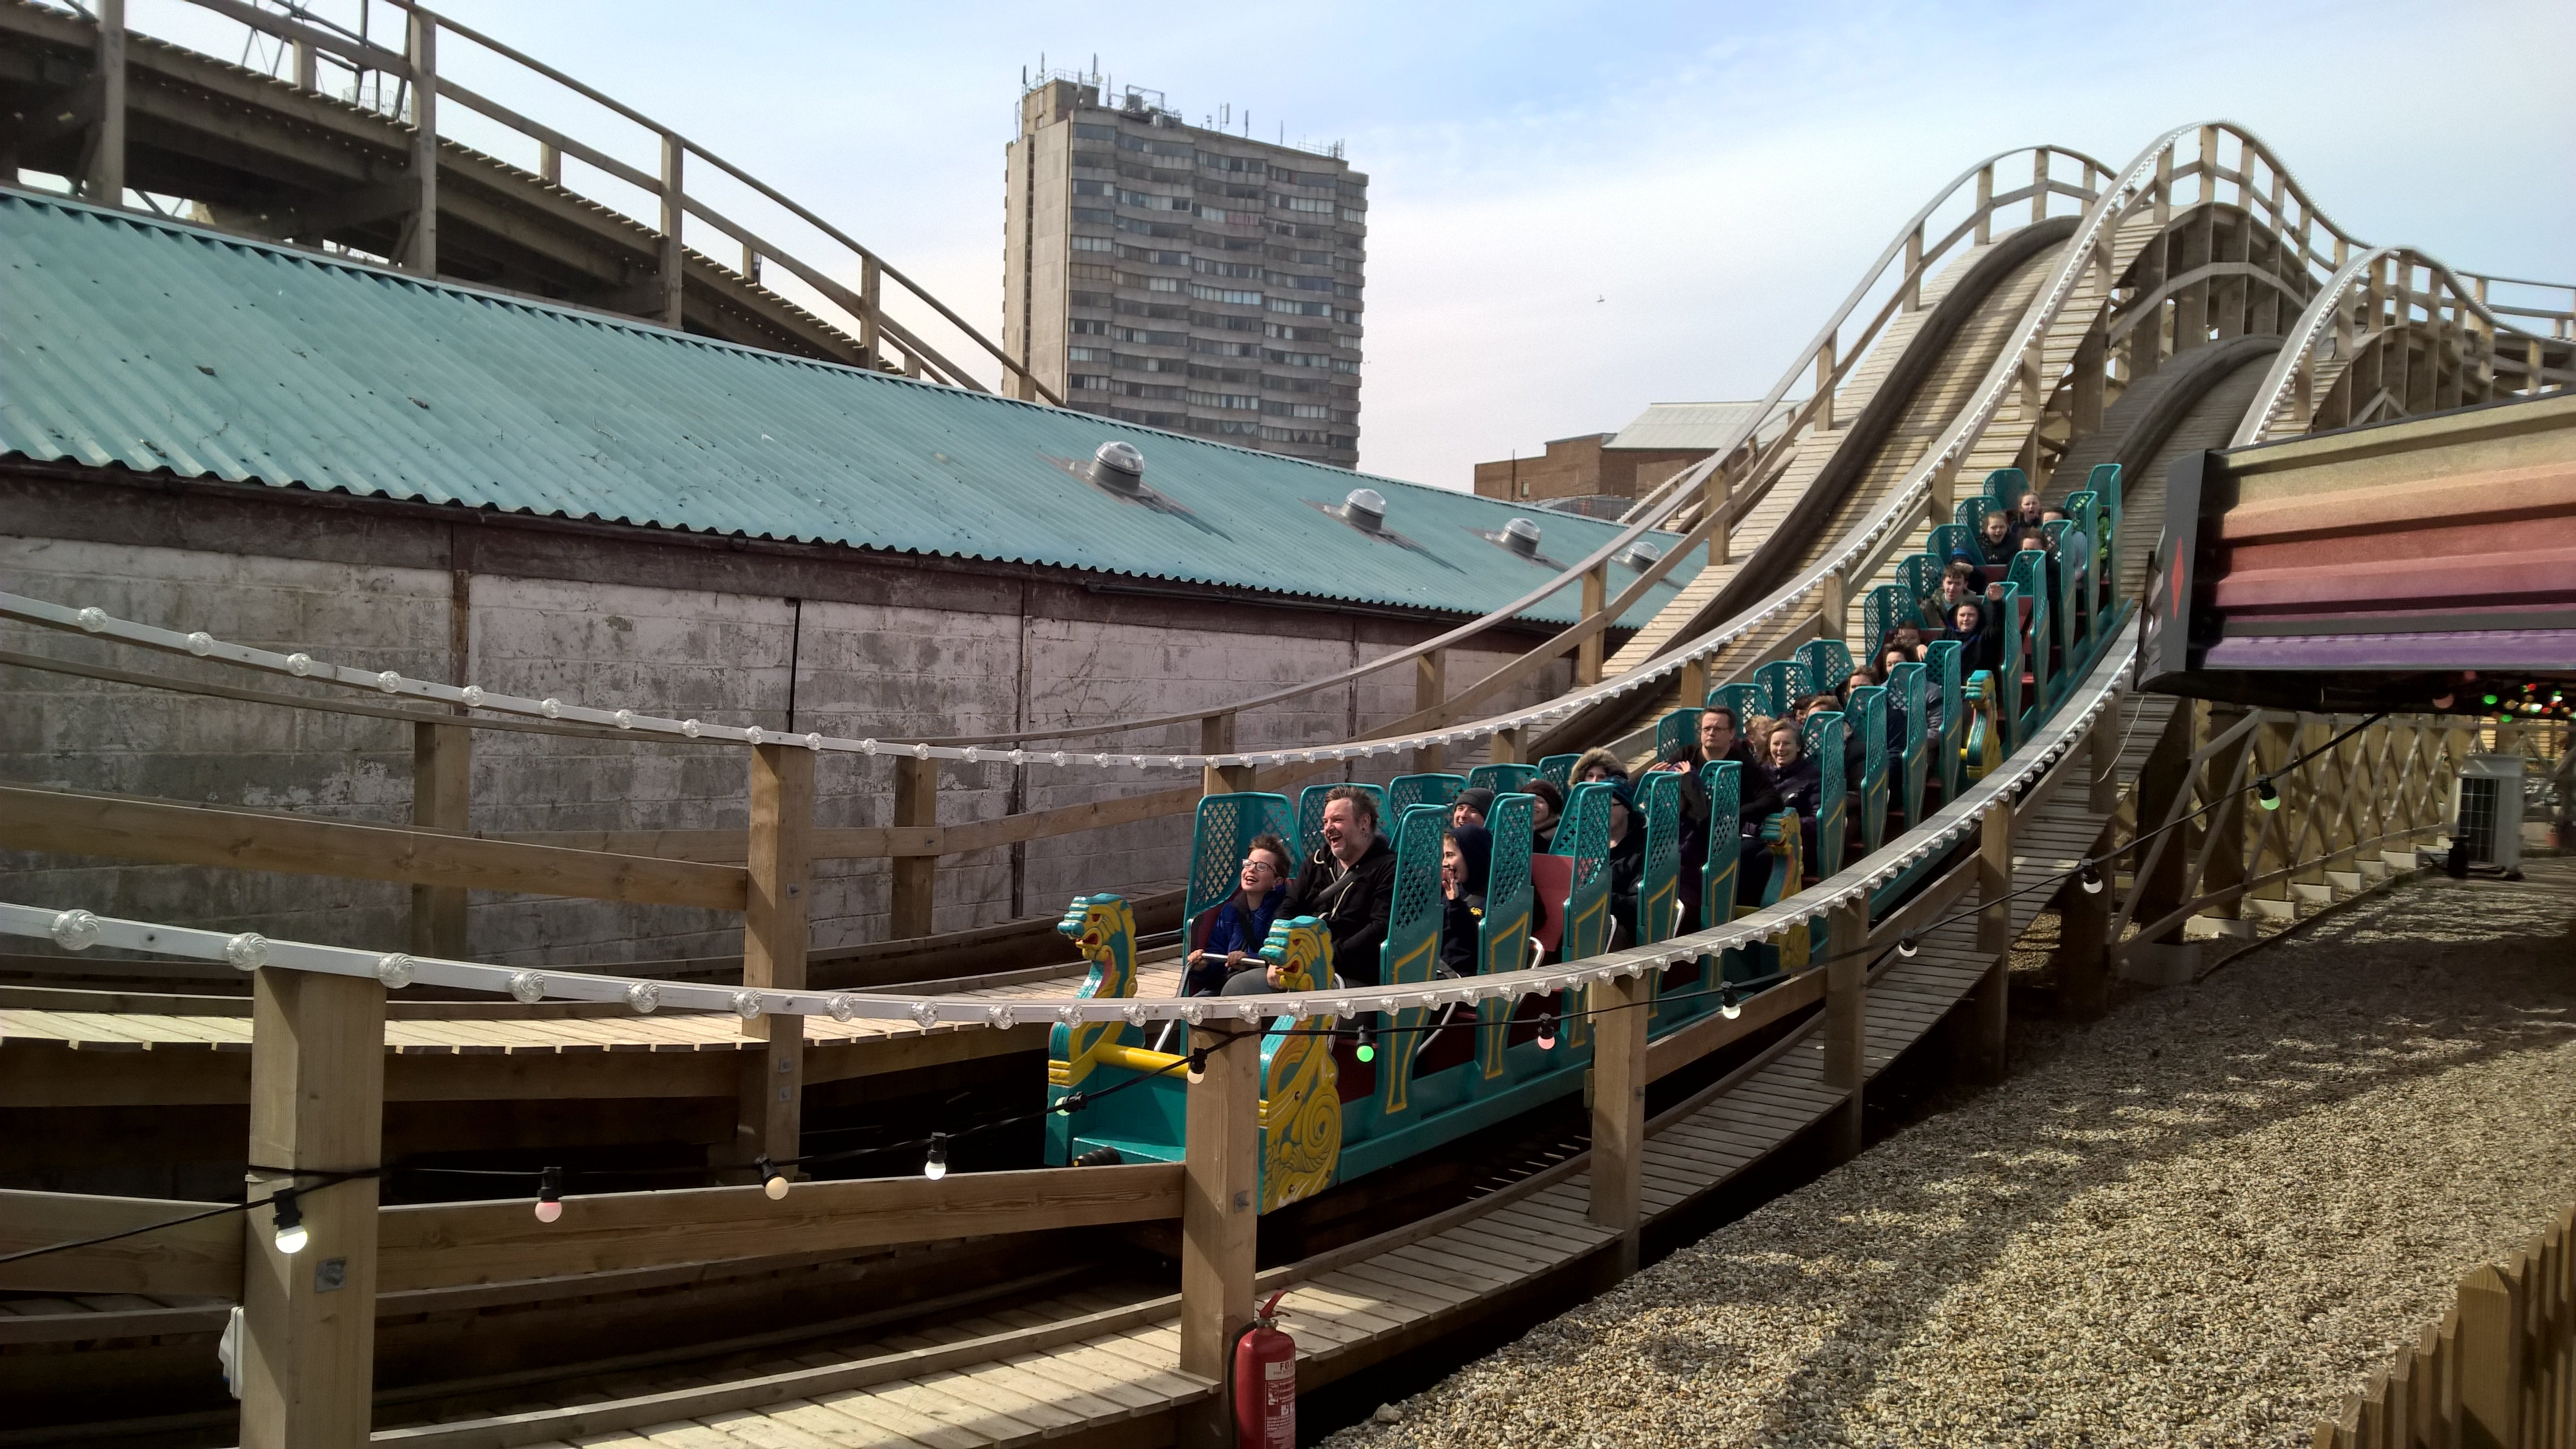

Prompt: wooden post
[1901,224,1923,313]
[1201,713,1252,796]
[2199,706,2256,930]
[890,755,937,939]
[2130,702,2196,941]
[1177,1025,1259,1430]
[1679,657,1708,714]
[659,133,686,329]
[1489,727,1521,766]
[403,11,437,275]
[1819,568,1848,642]
[1814,336,1836,433]
[2058,821,2113,1021]
[1975,163,1994,245]
[1822,900,1866,1163]
[84,0,124,205]
[538,141,560,185]
[1413,650,1447,773]
[1704,464,1734,566]
[291,34,314,92]
[1576,564,1607,686]
[1587,970,1650,1276]
[408,722,470,957]
[2088,701,2120,815]
[2030,148,2048,223]
[739,743,812,1175]
[1970,800,2012,1084]
[859,255,883,369]
[2456,1262,2525,1447]
[240,967,384,1449]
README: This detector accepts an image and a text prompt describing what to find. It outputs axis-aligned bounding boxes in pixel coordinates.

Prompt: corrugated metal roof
[0,192,1699,628]
[1607,400,1792,453]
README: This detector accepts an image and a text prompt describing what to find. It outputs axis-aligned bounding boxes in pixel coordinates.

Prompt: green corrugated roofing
[0,191,1699,628]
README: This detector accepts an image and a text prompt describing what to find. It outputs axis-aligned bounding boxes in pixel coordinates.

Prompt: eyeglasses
[1241,859,1279,875]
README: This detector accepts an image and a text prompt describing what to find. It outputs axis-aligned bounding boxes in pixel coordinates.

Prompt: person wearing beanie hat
[1450,786,1495,831]
[1438,823,1493,976]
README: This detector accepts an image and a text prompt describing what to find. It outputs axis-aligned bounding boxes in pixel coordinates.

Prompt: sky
[154,0,2576,491]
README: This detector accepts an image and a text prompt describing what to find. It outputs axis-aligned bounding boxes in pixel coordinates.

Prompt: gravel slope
[1324,862,2576,1449]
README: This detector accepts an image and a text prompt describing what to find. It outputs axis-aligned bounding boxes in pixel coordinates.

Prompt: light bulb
[376,952,415,989]
[534,1167,564,1222]
[681,718,702,737]
[286,652,315,677]
[49,909,101,951]
[733,989,763,1020]
[270,1189,306,1255]
[461,685,485,706]
[76,606,109,631]
[923,1133,949,1182]
[187,630,215,656]
[759,1158,791,1199]
[225,932,268,970]
[615,710,636,730]
[1536,1013,1558,1051]
[2078,862,2104,895]
[2256,779,2280,811]
[509,970,548,1004]
[1898,936,1920,959]
[1355,1036,1377,1065]
[377,670,403,693]
[625,980,660,1014]
[1720,987,1742,1021]
[1186,1049,1208,1085]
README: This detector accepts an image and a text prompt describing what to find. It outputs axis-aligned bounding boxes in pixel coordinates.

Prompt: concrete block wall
[2,533,1572,967]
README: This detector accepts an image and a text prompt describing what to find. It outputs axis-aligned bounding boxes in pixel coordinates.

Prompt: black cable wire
[0,1169,370,1268]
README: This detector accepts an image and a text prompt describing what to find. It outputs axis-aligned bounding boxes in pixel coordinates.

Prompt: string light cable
[0,1167,375,1269]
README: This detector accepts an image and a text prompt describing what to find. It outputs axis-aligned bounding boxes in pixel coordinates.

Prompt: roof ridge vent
[1343,487,1386,532]
[1502,517,1542,558]
[1086,440,1146,494]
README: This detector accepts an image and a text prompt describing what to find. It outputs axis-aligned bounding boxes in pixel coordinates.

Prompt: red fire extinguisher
[1230,1290,1296,1448]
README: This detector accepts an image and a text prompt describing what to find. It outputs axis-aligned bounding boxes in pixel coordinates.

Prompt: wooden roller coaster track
[1,60,2571,1446]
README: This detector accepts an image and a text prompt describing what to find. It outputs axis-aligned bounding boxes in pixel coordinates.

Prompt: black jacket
[1605,826,1648,948]
[1280,834,1399,986]
[1439,892,1485,976]
[1771,756,1825,820]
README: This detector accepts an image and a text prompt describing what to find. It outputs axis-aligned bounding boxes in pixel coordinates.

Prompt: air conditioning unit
[2452,754,2526,874]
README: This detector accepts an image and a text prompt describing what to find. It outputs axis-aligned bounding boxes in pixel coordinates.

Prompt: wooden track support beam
[240,967,384,1449]
[1576,565,1607,686]
[1588,970,1650,1277]
[408,721,470,958]
[1823,901,1866,1162]
[1178,1025,1258,1445]
[83,0,125,204]
[890,755,937,938]
[1202,713,1252,796]
[403,10,436,274]
[1413,652,1447,774]
[1968,800,2012,1085]
[738,743,811,1178]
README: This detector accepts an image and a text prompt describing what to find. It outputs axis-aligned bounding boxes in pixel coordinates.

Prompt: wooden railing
[2237,246,2574,447]
[50,0,1059,403]
[2312,1202,2576,1449]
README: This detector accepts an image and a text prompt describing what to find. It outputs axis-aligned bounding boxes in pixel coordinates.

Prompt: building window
[1334,283,1362,299]
[1275,195,1335,214]
[1194,258,1263,279]
[1341,208,1367,224]
[1191,338,1261,358]
[1268,298,1334,317]
[1187,391,1260,410]
[1146,276,1181,292]
[1070,375,1114,390]
[1122,245,1189,265]
[1072,179,1114,197]
[1067,346,1111,362]
[1070,235,1114,253]
[1070,318,1109,335]
[1073,123,1116,140]
[1190,284,1262,306]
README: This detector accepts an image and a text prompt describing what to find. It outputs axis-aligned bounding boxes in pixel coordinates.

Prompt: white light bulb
[923,1134,949,1182]
[910,1001,940,1028]
[1050,750,1069,767]
[988,1004,1017,1029]
[764,1173,792,1201]
[861,738,880,754]
[1059,1004,1084,1025]
[744,726,765,745]
[286,652,315,677]
[49,909,101,951]
[732,990,763,1020]
[273,1221,308,1255]
[377,670,402,694]
[625,980,661,1013]
[461,686,485,707]
[187,630,215,656]
[913,743,932,759]
[76,606,108,632]
[681,718,702,738]
[805,733,824,751]
[614,710,636,729]
[827,993,855,1024]
[225,932,268,971]
[375,953,415,989]
[1008,748,1027,765]
[962,746,981,763]
[509,970,547,1003]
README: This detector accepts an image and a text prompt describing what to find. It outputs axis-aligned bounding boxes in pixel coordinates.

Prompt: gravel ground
[1325,860,2576,1449]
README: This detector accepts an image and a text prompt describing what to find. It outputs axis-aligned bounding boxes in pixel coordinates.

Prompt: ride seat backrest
[1982,466,2026,514]
[1797,639,1854,695]
[1864,584,1919,659]
[1477,793,1537,974]
[1708,682,1765,732]
[1379,804,1449,988]
[1654,707,1703,767]
[1468,762,1538,796]
[1698,759,1743,926]
[1526,852,1572,955]
[1187,792,1295,929]
[1554,782,1617,962]
[1753,658,1810,718]
[1636,770,1684,947]
[1389,773,1467,815]
[1537,753,1579,791]
[1928,524,1973,568]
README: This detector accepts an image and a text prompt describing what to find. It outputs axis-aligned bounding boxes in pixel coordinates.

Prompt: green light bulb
[1355,1042,1376,1064]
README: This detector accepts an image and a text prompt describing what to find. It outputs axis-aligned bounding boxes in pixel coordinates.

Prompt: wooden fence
[2313,1202,2576,1448]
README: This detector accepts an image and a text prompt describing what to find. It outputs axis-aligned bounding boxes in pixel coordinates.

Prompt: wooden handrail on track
[94,0,1058,403]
